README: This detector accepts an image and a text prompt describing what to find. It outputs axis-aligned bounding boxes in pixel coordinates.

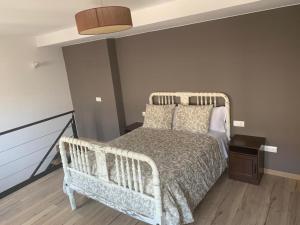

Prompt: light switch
[233,120,245,127]
[96,97,102,102]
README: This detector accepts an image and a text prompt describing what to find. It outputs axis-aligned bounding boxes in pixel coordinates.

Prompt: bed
[59,92,231,225]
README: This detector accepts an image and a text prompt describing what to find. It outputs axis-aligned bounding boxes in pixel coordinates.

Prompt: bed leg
[154,215,164,225]
[63,179,67,194]
[65,185,76,210]
[159,213,165,225]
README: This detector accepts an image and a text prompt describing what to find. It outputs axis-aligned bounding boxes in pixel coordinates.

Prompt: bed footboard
[59,137,163,225]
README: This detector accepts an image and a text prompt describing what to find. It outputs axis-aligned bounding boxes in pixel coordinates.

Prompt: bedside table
[125,122,143,133]
[229,135,266,185]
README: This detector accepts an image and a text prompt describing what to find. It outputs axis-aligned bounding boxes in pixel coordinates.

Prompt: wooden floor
[0,169,299,225]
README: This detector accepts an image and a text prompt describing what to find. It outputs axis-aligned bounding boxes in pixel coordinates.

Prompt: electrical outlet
[260,145,278,153]
[233,120,245,127]
[142,112,145,117]
[96,97,102,102]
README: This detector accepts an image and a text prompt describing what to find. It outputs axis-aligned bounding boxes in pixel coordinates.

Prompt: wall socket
[260,145,278,153]
[233,120,245,127]
[96,97,102,102]
[142,112,145,117]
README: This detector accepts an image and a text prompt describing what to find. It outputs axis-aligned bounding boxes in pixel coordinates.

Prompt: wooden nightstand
[229,135,266,185]
[124,122,143,133]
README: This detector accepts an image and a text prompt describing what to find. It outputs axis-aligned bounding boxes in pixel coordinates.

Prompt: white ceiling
[0,0,299,46]
[0,0,174,36]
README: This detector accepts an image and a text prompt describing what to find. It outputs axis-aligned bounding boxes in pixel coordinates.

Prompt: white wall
[0,36,72,130]
[0,36,73,192]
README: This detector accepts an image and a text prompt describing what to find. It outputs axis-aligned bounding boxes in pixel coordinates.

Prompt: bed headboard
[149,92,231,139]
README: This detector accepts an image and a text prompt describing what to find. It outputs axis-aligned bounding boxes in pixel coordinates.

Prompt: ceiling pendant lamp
[75,6,132,35]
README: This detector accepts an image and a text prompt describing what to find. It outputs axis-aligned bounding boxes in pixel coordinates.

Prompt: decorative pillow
[173,105,213,133]
[209,106,226,133]
[143,104,175,129]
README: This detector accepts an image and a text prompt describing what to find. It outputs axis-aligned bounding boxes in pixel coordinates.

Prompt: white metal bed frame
[59,92,230,225]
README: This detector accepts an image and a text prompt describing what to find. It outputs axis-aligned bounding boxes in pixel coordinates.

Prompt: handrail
[0,110,75,136]
[30,118,74,177]
[0,110,78,199]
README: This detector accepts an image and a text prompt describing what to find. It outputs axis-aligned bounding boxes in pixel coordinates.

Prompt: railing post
[71,113,78,139]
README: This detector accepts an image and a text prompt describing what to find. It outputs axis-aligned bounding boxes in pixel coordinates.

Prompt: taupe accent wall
[62,6,300,174]
[116,6,300,173]
[63,40,120,141]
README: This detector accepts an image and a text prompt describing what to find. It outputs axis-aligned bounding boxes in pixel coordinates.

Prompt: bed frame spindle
[115,156,121,185]
[125,156,132,190]
[137,160,143,193]
[132,159,138,191]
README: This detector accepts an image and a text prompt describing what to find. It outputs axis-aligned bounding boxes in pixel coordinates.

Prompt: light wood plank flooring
[0,169,299,225]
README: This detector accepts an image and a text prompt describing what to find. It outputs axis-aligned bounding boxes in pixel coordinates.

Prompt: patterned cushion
[173,105,213,133]
[143,104,175,129]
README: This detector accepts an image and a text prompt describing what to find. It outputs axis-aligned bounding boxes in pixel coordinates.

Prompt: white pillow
[209,106,226,133]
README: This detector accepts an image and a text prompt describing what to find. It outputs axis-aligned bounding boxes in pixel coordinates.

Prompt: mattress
[104,127,227,225]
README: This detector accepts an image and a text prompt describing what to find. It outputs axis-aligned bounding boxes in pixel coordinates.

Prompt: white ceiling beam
[36,0,260,47]
[36,0,300,47]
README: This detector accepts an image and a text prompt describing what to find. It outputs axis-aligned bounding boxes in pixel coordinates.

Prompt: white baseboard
[264,168,300,181]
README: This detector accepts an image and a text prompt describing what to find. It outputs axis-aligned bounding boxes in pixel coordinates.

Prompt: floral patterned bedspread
[107,127,227,225]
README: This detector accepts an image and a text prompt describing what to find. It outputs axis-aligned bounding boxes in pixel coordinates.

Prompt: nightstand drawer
[229,146,258,155]
[124,122,143,134]
[229,152,258,181]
